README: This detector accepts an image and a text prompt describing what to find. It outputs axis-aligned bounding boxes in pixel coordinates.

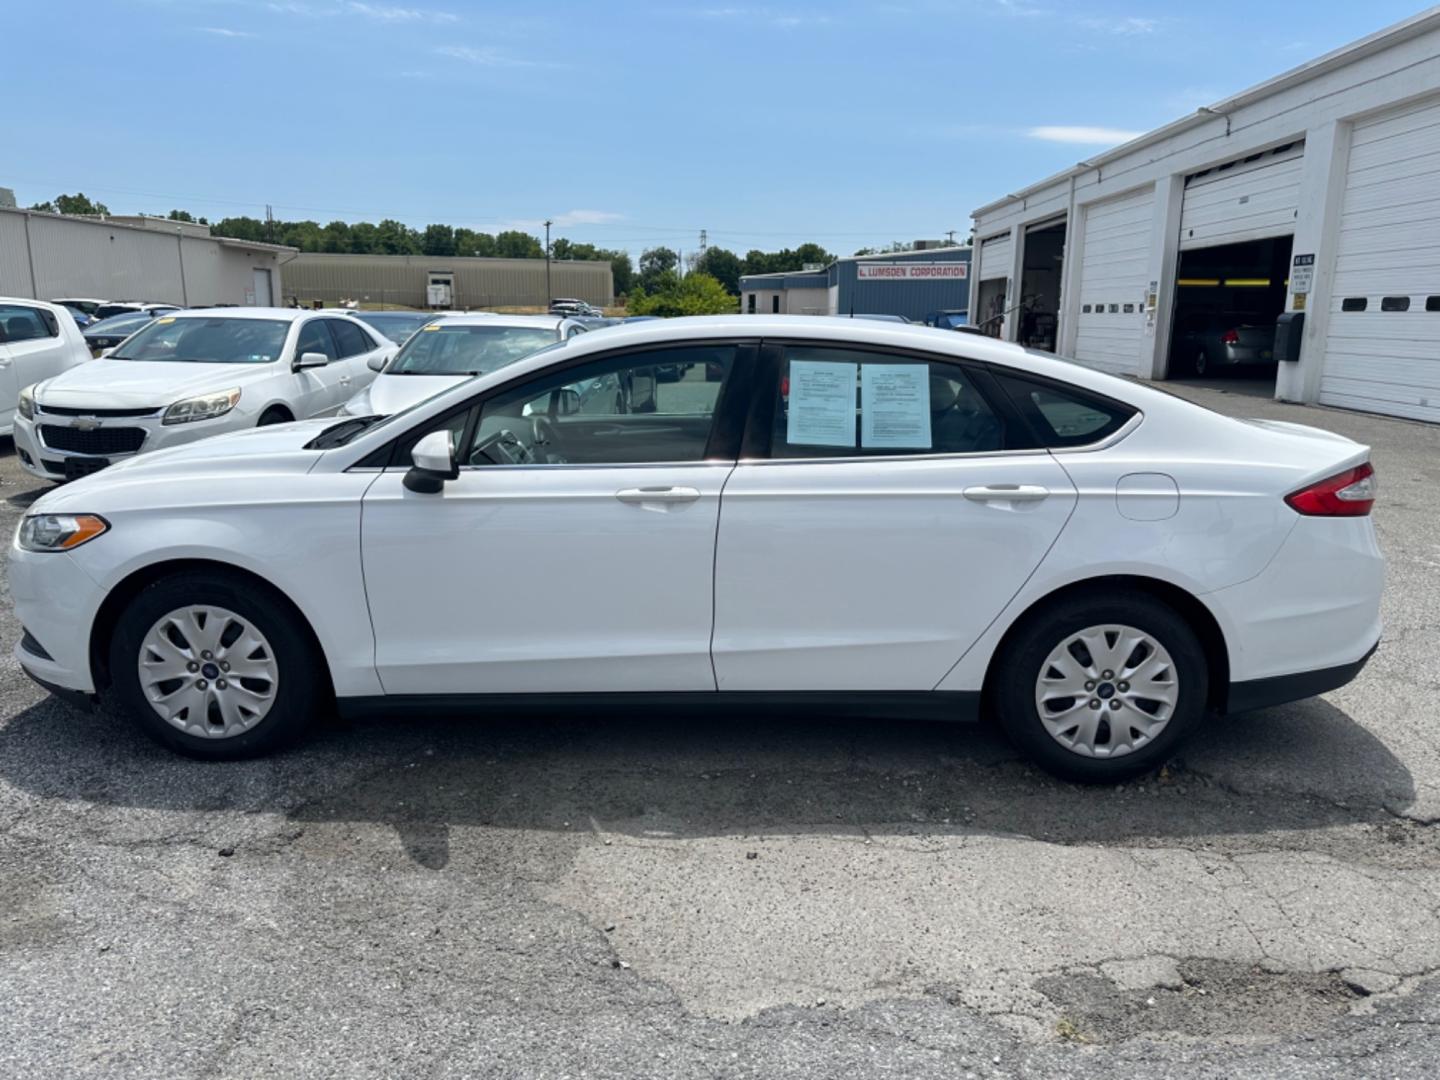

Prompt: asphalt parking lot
[2,383,1439,1079]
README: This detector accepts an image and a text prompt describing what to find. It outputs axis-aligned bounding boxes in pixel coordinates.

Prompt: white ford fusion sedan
[13,308,395,483]
[8,317,1383,782]
[338,313,590,418]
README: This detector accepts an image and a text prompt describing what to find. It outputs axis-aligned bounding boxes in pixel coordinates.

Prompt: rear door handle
[616,486,701,505]
[963,484,1050,503]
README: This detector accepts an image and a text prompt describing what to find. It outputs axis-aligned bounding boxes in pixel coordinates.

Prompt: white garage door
[1073,186,1155,376]
[1320,96,1440,422]
[1180,142,1304,250]
[977,232,1012,283]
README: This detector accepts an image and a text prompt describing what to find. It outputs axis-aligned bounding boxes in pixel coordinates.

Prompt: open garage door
[975,233,1012,336]
[1180,142,1304,250]
[1167,236,1292,384]
[1073,186,1154,376]
[1320,95,1440,422]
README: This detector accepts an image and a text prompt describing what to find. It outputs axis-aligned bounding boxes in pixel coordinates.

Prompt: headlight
[17,513,109,553]
[162,388,241,425]
[17,384,35,421]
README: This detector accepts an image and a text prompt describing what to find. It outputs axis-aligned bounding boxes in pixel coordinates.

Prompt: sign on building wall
[855,262,969,281]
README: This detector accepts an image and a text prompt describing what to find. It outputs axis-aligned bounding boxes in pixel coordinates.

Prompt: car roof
[164,306,310,322]
[418,313,566,329]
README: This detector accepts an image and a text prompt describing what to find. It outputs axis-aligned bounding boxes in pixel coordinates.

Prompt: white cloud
[505,210,625,230]
[693,6,831,27]
[1076,14,1157,34]
[266,1,456,22]
[1027,125,1145,145]
[434,45,552,68]
[196,26,256,37]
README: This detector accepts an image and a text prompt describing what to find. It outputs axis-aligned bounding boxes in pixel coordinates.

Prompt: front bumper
[12,409,234,482]
[8,544,106,694]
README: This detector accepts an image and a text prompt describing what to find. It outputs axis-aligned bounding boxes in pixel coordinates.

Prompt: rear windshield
[110,317,290,364]
[355,312,435,344]
[387,324,559,376]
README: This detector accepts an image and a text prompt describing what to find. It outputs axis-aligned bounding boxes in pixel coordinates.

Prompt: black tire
[990,591,1208,783]
[258,407,293,426]
[108,572,325,759]
[1193,350,1209,377]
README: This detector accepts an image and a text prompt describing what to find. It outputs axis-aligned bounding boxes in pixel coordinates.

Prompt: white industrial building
[969,10,1440,423]
[0,208,294,308]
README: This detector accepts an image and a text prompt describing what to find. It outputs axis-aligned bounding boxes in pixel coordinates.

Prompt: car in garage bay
[1174,312,1278,376]
[13,308,395,482]
[0,297,92,437]
[8,317,1383,783]
[338,314,588,417]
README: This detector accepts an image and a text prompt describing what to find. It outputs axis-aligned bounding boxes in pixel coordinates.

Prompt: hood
[33,419,337,513]
[357,373,473,416]
[33,359,281,410]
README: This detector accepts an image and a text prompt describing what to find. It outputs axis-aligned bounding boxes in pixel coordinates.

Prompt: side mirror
[294,351,329,371]
[556,387,581,416]
[403,430,458,494]
[368,352,389,373]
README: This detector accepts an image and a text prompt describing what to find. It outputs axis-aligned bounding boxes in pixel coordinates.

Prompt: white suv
[0,297,91,437]
[14,307,394,482]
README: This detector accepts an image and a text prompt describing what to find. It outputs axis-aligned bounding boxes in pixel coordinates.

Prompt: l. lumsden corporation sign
[855,262,968,281]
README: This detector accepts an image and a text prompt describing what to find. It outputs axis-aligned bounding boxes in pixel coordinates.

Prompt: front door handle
[963,484,1050,503]
[615,486,701,505]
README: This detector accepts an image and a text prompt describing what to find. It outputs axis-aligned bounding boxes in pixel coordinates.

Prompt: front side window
[460,344,737,467]
[769,346,1004,458]
[295,320,337,362]
[0,304,58,342]
[109,317,291,364]
[388,324,560,377]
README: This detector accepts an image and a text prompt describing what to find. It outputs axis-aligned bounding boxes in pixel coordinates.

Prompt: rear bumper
[1225,639,1377,714]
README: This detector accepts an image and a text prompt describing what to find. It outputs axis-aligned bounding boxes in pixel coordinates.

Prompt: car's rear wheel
[991,593,1208,783]
[1193,350,1209,377]
[109,572,323,759]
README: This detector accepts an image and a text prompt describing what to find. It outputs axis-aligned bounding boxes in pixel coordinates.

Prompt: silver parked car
[1174,312,1277,376]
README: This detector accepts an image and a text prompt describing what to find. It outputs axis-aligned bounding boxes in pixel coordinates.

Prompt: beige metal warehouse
[281,253,613,310]
[0,208,293,307]
[969,10,1440,423]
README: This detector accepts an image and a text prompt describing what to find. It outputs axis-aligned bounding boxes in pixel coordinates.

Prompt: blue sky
[2,1,1427,260]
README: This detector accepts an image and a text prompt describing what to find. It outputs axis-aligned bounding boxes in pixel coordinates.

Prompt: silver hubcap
[1034,624,1179,759]
[138,605,279,739]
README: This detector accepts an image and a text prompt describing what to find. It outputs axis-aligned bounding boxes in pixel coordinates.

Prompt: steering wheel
[529,414,566,464]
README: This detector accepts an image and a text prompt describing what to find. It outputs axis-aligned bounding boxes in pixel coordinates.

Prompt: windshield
[110,317,290,364]
[355,311,435,344]
[387,324,559,376]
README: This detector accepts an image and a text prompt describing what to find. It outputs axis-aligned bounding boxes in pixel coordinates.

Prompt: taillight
[1285,462,1376,517]
[1220,329,1240,346]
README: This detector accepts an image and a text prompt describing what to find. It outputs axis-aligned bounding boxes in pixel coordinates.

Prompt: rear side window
[0,304,59,342]
[327,318,373,358]
[768,345,1007,458]
[992,372,1136,448]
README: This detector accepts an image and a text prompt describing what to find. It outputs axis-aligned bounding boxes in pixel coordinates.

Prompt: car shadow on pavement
[0,693,1415,869]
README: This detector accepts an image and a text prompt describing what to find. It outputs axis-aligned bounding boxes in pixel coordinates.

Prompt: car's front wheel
[109,572,324,759]
[991,592,1208,783]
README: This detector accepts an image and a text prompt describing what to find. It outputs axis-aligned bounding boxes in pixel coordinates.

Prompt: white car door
[711,343,1079,691]
[0,302,68,431]
[289,317,347,417]
[359,342,751,695]
[325,317,386,402]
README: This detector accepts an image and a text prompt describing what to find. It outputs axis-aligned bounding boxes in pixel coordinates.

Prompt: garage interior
[1166,234,1293,385]
[1018,219,1065,350]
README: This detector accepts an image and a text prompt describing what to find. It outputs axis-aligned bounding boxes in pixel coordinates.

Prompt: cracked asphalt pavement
[2,383,1439,1078]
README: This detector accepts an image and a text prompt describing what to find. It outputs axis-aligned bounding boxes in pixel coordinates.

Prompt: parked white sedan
[338,313,589,418]
[13,307,395,482]
[8,317,1383,781]
[0,297,91,437]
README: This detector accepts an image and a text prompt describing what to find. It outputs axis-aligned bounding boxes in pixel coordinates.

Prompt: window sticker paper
[786,360,857,447]
[861,363,931,449]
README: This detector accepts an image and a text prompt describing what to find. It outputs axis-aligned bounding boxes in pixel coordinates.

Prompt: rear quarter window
[992,372,1136,448]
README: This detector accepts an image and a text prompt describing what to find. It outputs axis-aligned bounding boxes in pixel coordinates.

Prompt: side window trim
[743,338,1037,462]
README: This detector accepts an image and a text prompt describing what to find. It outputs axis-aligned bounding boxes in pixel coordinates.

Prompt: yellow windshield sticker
[422,324,441,331]
[157,316,177,324]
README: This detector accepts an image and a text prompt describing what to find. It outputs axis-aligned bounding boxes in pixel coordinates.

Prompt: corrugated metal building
[741,246,972,321]
[0,208,293,306]
[968,10,1440,423]
[281,253,613,310]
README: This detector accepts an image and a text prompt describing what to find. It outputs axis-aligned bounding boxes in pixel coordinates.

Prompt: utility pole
[543,218,553,306]
[699,228,708,256]
[945,229,957,246]
[265,204,274,245]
